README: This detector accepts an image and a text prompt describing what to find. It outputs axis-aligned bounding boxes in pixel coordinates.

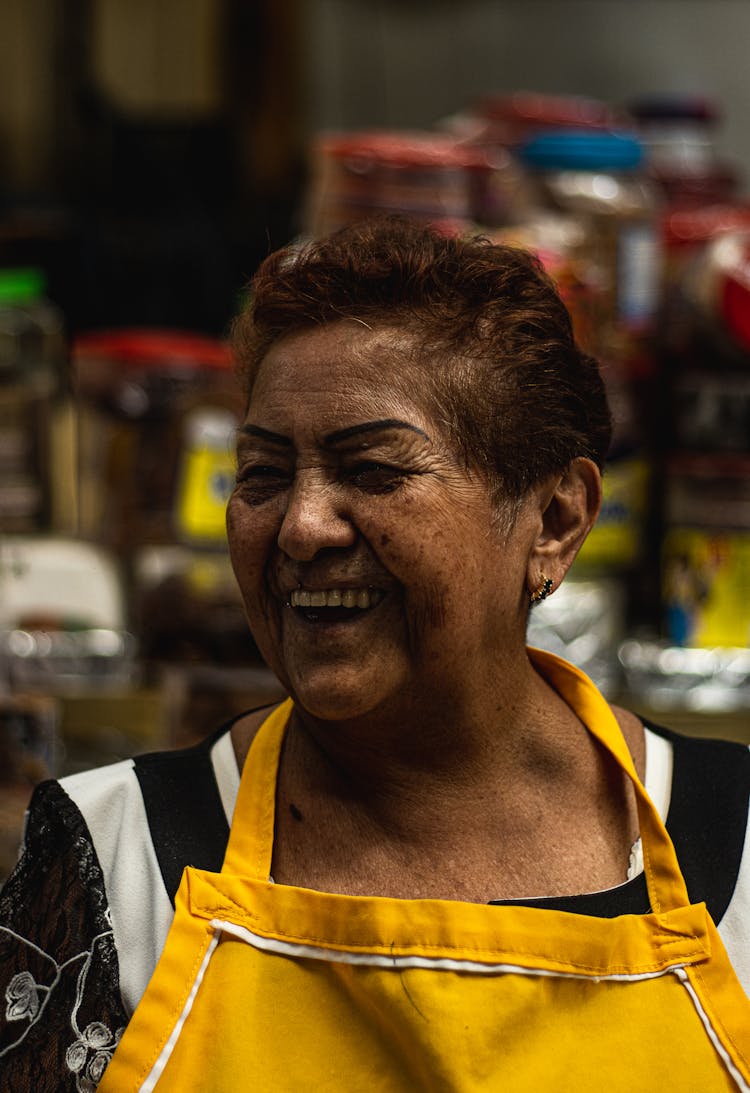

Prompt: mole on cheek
[380,533,391,546]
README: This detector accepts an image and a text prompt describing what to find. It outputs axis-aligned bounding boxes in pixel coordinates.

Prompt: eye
[234,464,290,503]
[345,461,407,494]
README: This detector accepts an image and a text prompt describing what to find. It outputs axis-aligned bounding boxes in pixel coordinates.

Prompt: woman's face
[226,321,538,721]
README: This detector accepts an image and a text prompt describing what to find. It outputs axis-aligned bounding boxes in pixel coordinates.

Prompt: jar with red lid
[659,203,750,355]
[470,91,617,148]
[72,329,243,551]
[304,130,475,237]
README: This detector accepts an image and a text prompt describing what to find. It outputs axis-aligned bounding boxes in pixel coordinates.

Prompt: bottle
[0,268,66,532]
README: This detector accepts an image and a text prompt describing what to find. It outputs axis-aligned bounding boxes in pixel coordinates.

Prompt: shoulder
[645,719,750,844]
[644,719,750,996]
[60,722,239,1015]
[0,780,128,1091]
[60,719,239,884]
[641,719,750,907]
[60,757,139,842]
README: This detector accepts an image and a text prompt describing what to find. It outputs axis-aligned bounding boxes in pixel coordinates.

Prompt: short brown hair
[231,216,612,501]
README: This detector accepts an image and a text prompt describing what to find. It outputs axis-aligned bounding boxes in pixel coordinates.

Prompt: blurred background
[2,0,750,875]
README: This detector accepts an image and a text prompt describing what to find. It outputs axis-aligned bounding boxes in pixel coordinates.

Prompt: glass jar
[72,329,243,551]
[515,129,663,357]
[304,130,475,237]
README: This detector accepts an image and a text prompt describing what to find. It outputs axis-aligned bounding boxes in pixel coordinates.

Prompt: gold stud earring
[530,576,554,604]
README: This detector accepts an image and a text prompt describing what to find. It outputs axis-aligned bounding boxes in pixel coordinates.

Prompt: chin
[289,687,375,723]
[285,665,390,722]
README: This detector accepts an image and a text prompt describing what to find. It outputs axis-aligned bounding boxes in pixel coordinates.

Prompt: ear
[526,458,602,599]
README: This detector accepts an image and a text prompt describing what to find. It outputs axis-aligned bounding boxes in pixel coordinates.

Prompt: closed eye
[234,464,290,503]
[344,461,407,494]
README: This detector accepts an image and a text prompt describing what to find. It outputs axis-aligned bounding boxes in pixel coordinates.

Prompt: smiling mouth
[287,587,385,622]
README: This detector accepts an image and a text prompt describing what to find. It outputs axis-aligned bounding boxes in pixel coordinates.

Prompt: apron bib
[100,650,750,1091]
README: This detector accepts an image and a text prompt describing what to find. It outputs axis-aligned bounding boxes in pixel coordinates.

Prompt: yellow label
[576,457,649,571]
[663,528,750,647]
[176,446,235,543]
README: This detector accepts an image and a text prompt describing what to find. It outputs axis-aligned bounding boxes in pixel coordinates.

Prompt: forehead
[250,321,431,417]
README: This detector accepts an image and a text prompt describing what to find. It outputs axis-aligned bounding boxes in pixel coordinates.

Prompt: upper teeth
[290,588,380,609]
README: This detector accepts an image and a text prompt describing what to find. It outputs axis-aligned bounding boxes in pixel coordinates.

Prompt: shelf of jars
[2,89,750,880]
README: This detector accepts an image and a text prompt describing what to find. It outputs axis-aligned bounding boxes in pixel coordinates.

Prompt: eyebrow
[239,419,430,448]
[238,424,293,447]
[324,419,430,445]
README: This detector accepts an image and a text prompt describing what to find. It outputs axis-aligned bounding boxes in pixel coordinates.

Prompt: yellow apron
[100,651,750,1091]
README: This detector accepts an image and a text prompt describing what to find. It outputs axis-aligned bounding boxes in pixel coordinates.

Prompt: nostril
[277,497,357,561]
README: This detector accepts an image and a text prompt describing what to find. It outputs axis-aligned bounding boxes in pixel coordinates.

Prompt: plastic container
[658,203,750,356]
[662,455,750,648]
[618,640,750,713]
[441,93,618,230]
[527,576,626,697]
[72,330,243,550]
[628,95,740,208]
[304,131,475,238]
[0,268,67,532]
[517,130,663,353]
[687,229,750,354]
[133,545,260,666]
[0,535,134,691]
[469,91,617,147]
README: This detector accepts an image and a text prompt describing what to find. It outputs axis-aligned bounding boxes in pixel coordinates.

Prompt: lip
[276,571,390,598]
[279,583,389,630]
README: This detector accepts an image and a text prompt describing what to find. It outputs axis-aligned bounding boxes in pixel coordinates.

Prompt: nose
[277,472,357,561]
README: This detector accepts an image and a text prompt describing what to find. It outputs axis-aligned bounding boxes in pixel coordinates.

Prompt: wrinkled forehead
[249,319,440,408]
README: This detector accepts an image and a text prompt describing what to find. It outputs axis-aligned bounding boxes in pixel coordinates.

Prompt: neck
[280,649,585,835]
[268,651,644,901]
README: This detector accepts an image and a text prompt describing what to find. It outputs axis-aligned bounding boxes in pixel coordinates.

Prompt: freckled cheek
[372,528,452,633]
[226,501,280,616]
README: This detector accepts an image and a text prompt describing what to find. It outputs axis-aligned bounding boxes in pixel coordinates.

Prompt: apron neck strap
[528,647,691,913]
[222,659,692,914]
[221,699,293,880]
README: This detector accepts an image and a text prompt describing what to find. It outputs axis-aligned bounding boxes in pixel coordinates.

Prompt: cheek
[226,499,276,605]
[368,517,452,632]
[409,577,449,633]
[226,503,284,671]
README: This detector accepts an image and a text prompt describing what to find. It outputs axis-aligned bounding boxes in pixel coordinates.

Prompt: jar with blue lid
[516,129,662,358]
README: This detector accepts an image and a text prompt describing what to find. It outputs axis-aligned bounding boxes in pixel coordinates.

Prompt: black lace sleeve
[0,781,128,1092]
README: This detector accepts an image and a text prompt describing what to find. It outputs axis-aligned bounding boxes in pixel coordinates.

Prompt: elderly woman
[2,218,750,1090]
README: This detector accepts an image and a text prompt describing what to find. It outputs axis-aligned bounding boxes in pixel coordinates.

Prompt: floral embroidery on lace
[0,925,117,1062]
[0,780,128,1091]
[5,970,43,1022]
[65,1021,125,1093]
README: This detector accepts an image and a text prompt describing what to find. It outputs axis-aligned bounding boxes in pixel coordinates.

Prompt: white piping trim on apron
[674,967,750,1093]
[128,923,746,1091]
[211,918,697,982]
[138,933,220,1093]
